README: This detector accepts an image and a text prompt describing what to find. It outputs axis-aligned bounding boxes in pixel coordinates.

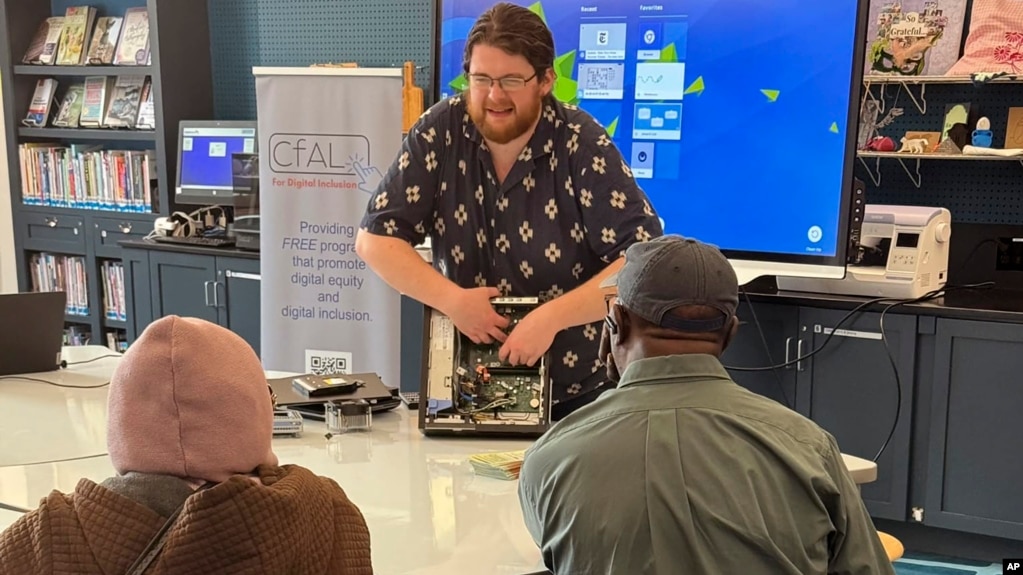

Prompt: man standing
[518,235,896,574]
[356,2,662,418]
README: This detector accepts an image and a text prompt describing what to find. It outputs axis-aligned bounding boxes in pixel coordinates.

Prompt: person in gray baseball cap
[518,235,894,575]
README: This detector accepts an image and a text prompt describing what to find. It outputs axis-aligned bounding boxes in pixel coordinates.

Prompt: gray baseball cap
[600,235,739,332]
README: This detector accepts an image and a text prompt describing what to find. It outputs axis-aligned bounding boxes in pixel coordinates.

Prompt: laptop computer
[267,372,400,420]
[417,297,552,437]
[0,291,66,376]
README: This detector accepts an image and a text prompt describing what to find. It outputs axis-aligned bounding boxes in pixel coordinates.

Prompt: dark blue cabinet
[724,303,916,522]
[794,307,917,522]
[121,243,261,356]
[924,318,1023,541]
[722,302,800,410]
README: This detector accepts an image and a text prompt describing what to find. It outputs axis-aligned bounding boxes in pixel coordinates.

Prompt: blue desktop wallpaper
[439,0,864,259]
[179,136,252,189]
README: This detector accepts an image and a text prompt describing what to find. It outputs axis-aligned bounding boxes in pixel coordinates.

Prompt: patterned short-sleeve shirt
[360,94,663,404]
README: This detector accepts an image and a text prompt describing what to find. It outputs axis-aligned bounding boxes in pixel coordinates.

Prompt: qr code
[305,350,353,375]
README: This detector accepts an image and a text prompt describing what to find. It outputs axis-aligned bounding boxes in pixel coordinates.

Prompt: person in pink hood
[0,315,373,574]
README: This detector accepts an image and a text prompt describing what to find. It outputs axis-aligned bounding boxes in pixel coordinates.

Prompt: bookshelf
[0,0,214,350]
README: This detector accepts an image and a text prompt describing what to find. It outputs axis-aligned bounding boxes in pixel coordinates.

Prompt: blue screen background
[180,136,253,188]
[438,0,863,259]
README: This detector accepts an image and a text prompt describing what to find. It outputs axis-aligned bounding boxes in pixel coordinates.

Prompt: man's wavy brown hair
[462,2,556,79]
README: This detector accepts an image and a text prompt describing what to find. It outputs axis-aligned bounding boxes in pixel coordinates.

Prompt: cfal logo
[807,225,823,243]
[268,133,371,176]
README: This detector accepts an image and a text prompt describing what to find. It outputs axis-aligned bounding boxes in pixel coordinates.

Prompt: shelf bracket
[857,154,883,187]
[897,80,927,115]
[862,80,893,114]
[895,157,923,188]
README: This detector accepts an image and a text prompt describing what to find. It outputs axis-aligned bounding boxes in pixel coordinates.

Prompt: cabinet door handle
[224,270,260,281]
[796,339,805,372]
[784,337,793,369]
[213,281,222,308]
[204,281,213,306]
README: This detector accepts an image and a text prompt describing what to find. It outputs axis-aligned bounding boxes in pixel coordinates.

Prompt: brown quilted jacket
[0,464,373,574]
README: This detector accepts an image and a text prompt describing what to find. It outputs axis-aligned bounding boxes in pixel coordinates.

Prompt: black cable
[730,281,995,463]
[2,453,108,467]
[0,375,110,389]
[739,286,794,410]
[874,300,903,463]
[726,296,893,372]
[867,281,992,461]
[66,354,122,366]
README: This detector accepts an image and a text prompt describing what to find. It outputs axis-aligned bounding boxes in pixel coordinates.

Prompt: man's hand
[446,287,510,344]
[499,306,559,367]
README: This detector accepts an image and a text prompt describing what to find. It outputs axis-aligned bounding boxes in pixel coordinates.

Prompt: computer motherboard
[420,297,550,434]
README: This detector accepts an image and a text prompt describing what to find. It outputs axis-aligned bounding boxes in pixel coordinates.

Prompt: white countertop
[0,346,544,574]
[0,345,879,574]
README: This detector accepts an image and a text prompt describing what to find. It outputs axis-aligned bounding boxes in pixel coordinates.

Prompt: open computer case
[418,297,553,437]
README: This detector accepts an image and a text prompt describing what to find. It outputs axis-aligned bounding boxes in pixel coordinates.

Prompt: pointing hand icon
[352,160,383,195]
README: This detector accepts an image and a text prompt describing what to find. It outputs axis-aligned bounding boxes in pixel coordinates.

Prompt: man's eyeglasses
[468,73,537,92]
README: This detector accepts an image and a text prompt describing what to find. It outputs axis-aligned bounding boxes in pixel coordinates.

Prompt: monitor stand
[729,258,847,288]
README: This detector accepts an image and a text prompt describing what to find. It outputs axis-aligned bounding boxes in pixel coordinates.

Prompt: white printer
[777,205,952,300]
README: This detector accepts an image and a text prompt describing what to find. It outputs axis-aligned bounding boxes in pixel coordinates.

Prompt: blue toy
[972,117,993,148]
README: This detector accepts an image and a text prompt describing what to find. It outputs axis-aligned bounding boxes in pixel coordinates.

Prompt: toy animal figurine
[898,137,929,154]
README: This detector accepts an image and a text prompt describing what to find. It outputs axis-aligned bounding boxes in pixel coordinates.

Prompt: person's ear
[541,68,555,96]
[721,316,740,351]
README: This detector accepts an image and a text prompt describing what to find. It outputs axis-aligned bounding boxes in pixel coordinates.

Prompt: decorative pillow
[945,0,1023,76]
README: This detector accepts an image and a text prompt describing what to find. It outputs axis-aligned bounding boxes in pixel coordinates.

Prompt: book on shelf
[21,6,151,68]
[19,143,156,212]
[101,260,126,322]
[79,76,115,128]
[85,16,122,65]
[22,79,59,127]
[22,17,65,65]
[53,83,86,128]
[103,75,146,128]
[113,7,149,66]
[135,79,155,130]
[65,325,92,346]
[55,6,96,66]
[106,331,128,352]
[30,253,90,316]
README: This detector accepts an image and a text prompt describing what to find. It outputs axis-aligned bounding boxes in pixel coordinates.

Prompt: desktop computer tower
[418,297,552,437]
[231,152,260,251]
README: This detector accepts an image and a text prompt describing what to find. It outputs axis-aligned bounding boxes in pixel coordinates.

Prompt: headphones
[604,314,618,335]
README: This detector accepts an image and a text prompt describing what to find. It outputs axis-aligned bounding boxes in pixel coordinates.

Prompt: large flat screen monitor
[175,120,257,206]
[437,0,869,284]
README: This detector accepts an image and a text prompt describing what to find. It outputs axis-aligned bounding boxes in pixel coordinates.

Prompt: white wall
[0,74,16,293]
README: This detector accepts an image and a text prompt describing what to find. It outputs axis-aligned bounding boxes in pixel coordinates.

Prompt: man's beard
[466,90,543,145]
